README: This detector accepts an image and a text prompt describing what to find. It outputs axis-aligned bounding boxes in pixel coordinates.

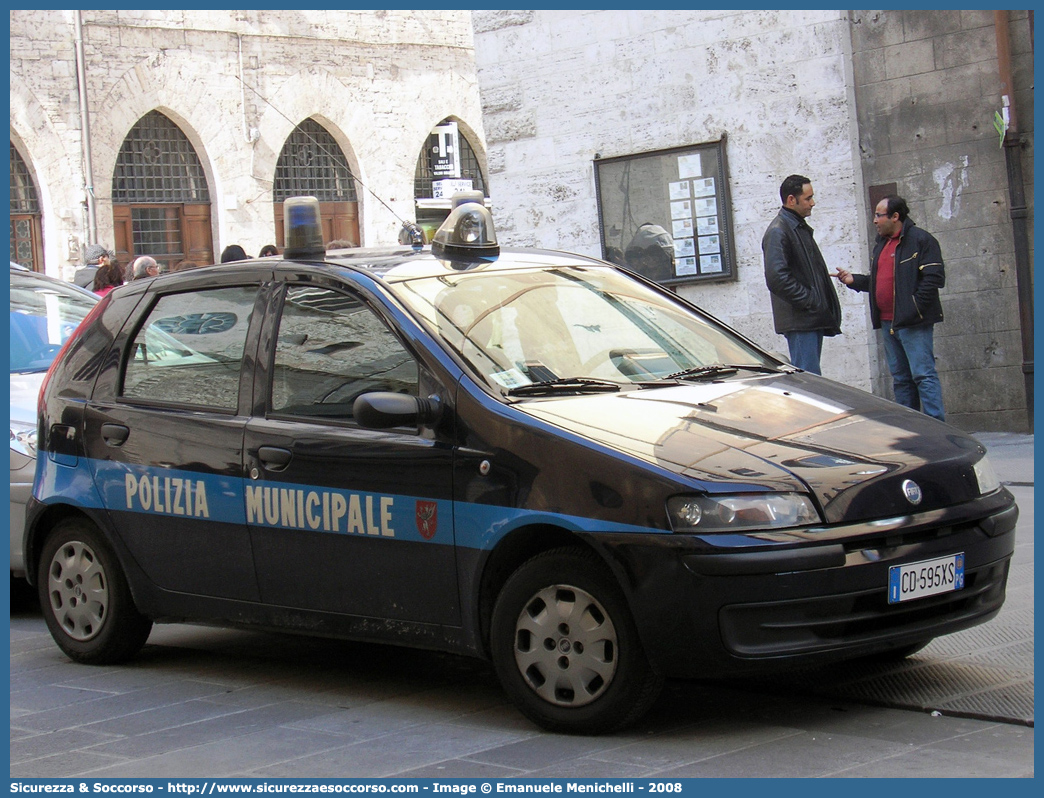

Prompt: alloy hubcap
[513,584,617,707]
[47,540,109,641]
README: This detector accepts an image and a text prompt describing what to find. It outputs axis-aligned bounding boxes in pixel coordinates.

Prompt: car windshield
[9,271,98,374]
[391,263,775,393]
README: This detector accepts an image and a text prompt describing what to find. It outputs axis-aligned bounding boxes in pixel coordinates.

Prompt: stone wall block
[472,10,534,35]
[483,112,536,144]
[116,24,160,52]
[882,38,935,79]
[480,85,522,115]
[850,10,905,50]
[943,98,1000,146]
[941,365,1025,412]
[943,253,1005,294]
[959,10,997,32]
[884,103,948,155]
[942,289,1021,335]
[907,63,986,107]
[934,27,998,71]
[902,10,962,42]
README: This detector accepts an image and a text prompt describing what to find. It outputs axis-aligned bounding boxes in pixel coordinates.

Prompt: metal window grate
[132,207,183,262]
[274,119,357,202]
[414,122,487,199]
[10,142,39,214]
[112,111,211,204]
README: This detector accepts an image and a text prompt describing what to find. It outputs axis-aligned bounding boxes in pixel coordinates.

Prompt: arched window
[10,142,42,271]
[273,119,359,250]
[413,119,488,241]
[112,111,213,270]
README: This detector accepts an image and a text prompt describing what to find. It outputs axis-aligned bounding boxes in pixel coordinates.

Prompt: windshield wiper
[506,377,622,397]
[666,363,781,380]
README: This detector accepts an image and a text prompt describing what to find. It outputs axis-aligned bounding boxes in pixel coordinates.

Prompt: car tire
[37,518,152,664]
[490,546,663,734]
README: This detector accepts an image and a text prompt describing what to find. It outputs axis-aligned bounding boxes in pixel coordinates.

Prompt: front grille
[720,560,1009,658]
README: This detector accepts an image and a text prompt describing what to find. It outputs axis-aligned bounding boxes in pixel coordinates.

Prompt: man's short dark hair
[881,195,910,222]
[780,174,811,205]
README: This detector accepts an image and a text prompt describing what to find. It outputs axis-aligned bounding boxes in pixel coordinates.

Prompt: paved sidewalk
[9,434,1034,778]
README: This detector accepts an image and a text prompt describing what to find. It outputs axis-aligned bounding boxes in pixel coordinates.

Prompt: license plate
[888,553,965,604]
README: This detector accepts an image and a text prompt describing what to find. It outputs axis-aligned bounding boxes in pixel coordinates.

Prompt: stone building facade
[10,10,486,277]
[849,10,1034,431]
[472,9,1034,432]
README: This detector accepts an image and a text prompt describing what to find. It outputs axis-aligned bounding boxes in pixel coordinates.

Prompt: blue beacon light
[283,196,325,258]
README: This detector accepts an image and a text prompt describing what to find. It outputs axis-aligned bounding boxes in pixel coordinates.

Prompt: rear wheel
[37,518,152,664]
[490,547,663,734]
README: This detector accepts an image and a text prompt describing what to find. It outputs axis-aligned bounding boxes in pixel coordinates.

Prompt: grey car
[10,265,98,577]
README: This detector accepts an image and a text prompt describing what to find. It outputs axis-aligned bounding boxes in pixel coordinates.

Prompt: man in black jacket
[762,174,842,374]
[835,195,946,420]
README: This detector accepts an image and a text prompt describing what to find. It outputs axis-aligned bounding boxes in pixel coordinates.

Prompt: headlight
[667,492,821,534]
[10,421,38,459]
[973,455,1001,495]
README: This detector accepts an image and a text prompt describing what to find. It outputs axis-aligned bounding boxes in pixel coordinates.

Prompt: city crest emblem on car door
[416,500,438,539]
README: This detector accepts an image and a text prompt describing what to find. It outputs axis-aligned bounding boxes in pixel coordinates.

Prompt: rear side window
[269,285,418,420]
[122,286,258,410]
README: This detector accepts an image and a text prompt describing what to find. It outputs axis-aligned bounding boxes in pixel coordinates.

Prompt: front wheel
[37,518,152,664]
[490,547,663,734]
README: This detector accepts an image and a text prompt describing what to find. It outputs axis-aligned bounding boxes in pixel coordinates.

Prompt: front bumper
[596,491,1018,679]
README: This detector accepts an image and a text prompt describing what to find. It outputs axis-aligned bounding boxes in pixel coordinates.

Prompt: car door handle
[100,423,130,447]
[257,446,293,471]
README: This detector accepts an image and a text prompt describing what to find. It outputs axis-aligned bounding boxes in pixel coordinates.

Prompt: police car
[27,195,1018,734]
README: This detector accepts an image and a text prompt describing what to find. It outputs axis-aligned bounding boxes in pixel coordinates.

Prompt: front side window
[392,264,769,392]
[122,286,258,410]
[269,285,418,421]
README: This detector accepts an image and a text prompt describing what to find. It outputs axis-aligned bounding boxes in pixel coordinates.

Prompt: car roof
[240,246,610,283]
[10,265,98,299]
[123,247,619,300]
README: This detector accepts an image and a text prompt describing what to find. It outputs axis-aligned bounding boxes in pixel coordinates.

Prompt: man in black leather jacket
[762,175,842,375]
[835,195,946,420]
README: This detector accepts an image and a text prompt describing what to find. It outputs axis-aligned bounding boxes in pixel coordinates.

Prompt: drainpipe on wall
[74,10,97,248]
[994,10,1034,432]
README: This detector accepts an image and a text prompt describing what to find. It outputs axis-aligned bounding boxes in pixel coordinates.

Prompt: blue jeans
[784,330,824,375]
[880,323,945,421]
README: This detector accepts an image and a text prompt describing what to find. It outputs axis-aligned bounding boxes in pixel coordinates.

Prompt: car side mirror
[353,392,441,429]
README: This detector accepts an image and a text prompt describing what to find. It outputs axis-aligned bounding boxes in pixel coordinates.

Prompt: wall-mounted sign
[593,137,737,285]
[432,178,473,199]
[429,121,461,179]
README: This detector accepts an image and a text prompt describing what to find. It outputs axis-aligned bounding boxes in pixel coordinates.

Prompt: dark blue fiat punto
[27,196,1017,733]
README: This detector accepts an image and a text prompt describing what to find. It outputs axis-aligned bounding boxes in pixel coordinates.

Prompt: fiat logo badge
[902,479,923,505]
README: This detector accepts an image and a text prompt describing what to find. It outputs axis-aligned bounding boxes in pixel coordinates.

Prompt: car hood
[516,372,989,525]
[11,371,44,428]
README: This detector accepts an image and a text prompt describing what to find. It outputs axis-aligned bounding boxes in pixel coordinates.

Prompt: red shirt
[875,233,901,321]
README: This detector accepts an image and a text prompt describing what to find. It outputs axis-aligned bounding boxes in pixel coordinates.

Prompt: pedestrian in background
[326,239,357,250]
[74,243,114,288]
[220,245,249,263]
[171,260,199,272]
[130,255,159,280]
[258,244,279,257]
[623,223,675,282]
[91,259,124,296]
[835,195,946,420]
[762,174,842,375]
